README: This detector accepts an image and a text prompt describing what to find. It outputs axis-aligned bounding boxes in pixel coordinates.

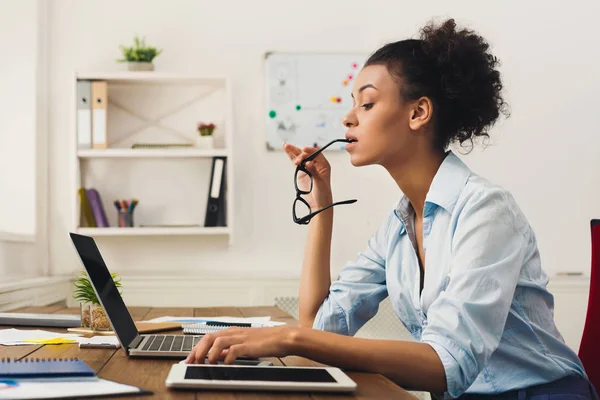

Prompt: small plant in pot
[117,34,162,71]
[196,122,216,149]
[73,270,122,331]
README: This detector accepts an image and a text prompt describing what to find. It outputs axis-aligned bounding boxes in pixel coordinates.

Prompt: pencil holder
[118,210,134,227]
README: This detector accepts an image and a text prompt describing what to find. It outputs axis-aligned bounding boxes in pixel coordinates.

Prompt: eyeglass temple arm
[301,199,357,221]
[303,139,356,163]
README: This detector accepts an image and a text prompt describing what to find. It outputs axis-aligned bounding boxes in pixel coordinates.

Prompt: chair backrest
[579,219,600,391]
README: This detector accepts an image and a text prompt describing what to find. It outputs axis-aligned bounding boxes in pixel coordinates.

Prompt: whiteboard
[265,52,368,150]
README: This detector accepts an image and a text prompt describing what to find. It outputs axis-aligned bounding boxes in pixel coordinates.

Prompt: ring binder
[204,157,227,227]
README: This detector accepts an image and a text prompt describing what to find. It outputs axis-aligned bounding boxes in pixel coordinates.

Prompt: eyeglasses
[293,138,358,225]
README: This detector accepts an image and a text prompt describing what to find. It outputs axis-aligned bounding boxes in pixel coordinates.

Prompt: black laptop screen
[70,233,138,348]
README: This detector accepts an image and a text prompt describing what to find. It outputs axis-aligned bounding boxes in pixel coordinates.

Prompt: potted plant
[73,270,122,331]
[117,34,162,71]
[196,122,216,149]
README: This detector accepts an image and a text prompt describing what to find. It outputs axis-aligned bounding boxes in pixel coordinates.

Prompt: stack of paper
[0,329,81,346]
[143,316,286,327]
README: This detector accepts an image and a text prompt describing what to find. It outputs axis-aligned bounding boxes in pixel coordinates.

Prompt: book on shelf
[138,224,202,228]
[87,188,109,227]
[131,143,194,149]
[79,187,109,228]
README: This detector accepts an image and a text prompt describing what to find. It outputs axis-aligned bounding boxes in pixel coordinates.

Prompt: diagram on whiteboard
[265,53,368,150]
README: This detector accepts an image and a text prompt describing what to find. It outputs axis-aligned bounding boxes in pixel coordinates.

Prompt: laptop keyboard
[141,335,201,352]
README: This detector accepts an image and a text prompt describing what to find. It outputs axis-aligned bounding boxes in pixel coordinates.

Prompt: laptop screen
[70,233,138,349]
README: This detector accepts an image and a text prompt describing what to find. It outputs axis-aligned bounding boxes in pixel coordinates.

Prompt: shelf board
[76,227,230,237]
[76,72,227,85]
[77,148,228,159]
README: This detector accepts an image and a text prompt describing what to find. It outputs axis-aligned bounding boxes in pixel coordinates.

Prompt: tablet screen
[184,366,337,383]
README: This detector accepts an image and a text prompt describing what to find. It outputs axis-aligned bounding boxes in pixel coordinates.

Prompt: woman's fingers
[224,344,248,364]
[283,142,301,161]
[186,333,216,364]
[208,336,244,364]
[294,149,318,165]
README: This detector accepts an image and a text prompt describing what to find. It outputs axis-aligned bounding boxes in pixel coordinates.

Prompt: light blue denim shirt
[313,151,586,398]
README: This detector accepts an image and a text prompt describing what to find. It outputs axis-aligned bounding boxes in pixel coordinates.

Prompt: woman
[186,18,592,399]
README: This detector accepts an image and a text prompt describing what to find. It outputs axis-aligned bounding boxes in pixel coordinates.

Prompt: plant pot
[196,135,214,149]
[127,61,154,71]
[80,303,111,331]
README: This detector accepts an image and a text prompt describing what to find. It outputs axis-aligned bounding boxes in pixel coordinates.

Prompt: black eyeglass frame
[292,138,358,225]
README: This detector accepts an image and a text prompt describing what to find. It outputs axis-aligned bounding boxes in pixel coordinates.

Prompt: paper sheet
[143,316,285,326]
[0,329,81,346]
[0,378,144,399]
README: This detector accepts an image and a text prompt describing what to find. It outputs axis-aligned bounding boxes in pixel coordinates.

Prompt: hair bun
[419,18,509,149]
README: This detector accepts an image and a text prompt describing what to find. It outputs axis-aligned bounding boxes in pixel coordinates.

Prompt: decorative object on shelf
[73,270,122,331]
[117,34,162,71]
[131,143,193,149]
[196,122,216,149]
[114,199,138,227]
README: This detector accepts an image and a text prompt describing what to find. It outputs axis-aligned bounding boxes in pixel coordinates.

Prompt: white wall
[0,241,37,281]
[0,0,46,279]
[0,0,38,237]
[47,0,600,285]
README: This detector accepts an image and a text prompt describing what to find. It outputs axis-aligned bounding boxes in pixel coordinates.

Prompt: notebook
[0,358,96,380]
[182,322,254,335]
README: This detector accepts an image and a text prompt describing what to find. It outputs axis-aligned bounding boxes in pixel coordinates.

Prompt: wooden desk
[0,305,416,399]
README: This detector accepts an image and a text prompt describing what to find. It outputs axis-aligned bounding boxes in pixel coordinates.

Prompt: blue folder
[0,358,96,380]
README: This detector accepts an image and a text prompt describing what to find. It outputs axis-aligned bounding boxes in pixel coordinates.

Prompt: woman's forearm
[288,327,447,394]
[298,209,334,328]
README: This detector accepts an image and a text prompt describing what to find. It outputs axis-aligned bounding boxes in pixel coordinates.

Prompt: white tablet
[165,364,358,393]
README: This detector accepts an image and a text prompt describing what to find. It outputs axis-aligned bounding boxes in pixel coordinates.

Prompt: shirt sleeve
[421,188,529,399]
[312,212,391,336]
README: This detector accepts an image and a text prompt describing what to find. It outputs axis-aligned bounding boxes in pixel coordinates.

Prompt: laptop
[69,232,269,365]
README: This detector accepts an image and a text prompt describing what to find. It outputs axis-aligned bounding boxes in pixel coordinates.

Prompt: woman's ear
[408,97,433,131]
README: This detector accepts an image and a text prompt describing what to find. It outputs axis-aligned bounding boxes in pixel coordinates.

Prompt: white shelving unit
[71,71,234,242]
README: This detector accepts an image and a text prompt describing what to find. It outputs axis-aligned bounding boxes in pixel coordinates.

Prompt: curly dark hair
[365,18,509,150]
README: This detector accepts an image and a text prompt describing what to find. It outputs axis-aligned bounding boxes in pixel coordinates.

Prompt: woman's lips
[345,141,357,151]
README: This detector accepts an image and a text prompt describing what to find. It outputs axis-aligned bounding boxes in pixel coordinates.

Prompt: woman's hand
[283,142,333,210]
[185,326,299,365]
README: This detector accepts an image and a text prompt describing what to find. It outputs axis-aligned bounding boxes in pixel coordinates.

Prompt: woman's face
[343,64,428,168]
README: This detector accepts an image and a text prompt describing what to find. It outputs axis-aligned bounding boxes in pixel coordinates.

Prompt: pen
[176,319,265,327]
[128,199,137,213]
[206,321,253,328]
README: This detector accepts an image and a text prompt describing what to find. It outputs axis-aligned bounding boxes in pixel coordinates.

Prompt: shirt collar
[425,151,471,213]
[394,151,471,224]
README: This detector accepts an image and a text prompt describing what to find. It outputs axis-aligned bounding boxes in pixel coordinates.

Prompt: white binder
[76,80,92,149]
